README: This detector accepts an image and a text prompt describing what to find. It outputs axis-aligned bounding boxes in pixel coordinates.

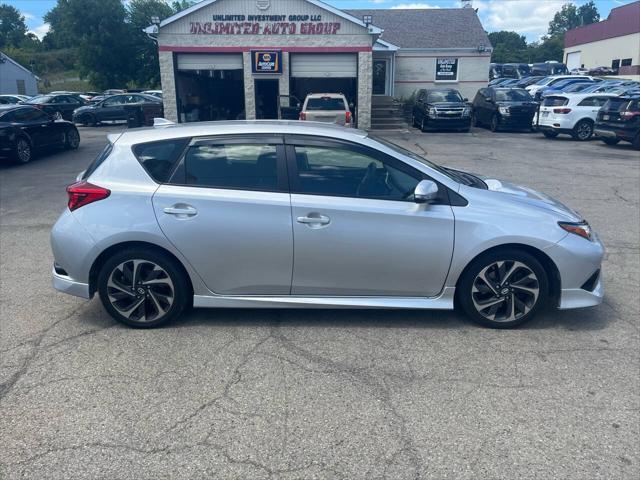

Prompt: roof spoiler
[153,117,175,127]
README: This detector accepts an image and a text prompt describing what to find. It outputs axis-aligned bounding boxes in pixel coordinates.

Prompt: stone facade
[357,52,373,129]
[159,50,178,122]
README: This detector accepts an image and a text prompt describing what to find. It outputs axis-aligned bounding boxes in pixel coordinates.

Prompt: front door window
[373,60,388,95]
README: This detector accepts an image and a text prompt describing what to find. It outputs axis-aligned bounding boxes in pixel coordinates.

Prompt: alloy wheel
[16,138,31,163]
[53,111,63,120]
[576,121,593,140]
[471,260,540,322]
[67,129,80,149]
[106,259,174,323]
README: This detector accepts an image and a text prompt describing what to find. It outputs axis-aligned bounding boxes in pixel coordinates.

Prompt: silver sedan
[51,120,604,328]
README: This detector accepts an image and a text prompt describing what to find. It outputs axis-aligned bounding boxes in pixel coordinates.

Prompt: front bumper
[425,116,471,130]
[499,115,536,129]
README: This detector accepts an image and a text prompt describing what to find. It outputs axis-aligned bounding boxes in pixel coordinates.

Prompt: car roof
[0,104,33,112]
[112,120,367,146]
[306,93,347,98]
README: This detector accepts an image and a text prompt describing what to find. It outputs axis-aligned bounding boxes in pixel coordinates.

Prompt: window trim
[283,134,450,204]
[167,134,288,193]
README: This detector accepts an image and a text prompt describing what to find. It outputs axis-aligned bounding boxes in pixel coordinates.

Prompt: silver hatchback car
[51,121,604,328]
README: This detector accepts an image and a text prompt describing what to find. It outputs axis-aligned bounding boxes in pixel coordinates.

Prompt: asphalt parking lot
[1,124,638,479]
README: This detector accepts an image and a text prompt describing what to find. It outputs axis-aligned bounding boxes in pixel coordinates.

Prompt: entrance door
[372,59,389,95]
[255,79,279,119]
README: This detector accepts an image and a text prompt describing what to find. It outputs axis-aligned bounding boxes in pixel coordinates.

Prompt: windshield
[305,97,346,111]
[495,89,532,101]
[535,77,554,86]
[427,91,463,103]
[369,136,487,189]
[26,95,54,104]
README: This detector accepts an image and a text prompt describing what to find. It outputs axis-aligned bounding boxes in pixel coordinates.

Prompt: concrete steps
[370,95,409,131]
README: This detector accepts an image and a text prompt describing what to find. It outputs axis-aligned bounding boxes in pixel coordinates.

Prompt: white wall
[393,51,490,101]
[564,33,640,70]
[0,60,38,95]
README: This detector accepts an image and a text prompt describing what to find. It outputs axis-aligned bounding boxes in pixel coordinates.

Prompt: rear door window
[183,144,280,191]
[132,138,190,183]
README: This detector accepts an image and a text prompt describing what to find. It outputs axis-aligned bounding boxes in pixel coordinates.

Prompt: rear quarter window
[132,138,190,183]
[82,143,113,180]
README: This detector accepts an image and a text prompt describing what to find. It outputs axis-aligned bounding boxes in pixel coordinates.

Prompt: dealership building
[150,0,491,129]
[564,1,640,77]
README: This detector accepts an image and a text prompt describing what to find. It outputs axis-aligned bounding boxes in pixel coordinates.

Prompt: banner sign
[435,58,459,81]
[190,14,341,35]
[252,50,282,74]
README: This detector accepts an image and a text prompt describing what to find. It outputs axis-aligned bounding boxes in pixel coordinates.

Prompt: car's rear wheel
[64,128,80,150]
[572,119,593,141]
[13,136,33,164]
[458,249,548,328]
[602,137,620,145]
[97,249,190,328]
[543,131,559,138]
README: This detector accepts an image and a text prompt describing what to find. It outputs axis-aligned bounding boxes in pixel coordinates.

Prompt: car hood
[496,101,538,108]
[479,176,582,221]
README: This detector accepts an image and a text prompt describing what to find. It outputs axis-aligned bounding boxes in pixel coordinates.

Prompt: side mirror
[414,179,439,204]
[349,102,355,109]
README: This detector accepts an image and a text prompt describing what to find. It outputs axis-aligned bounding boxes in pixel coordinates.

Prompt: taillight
[299,111,306,120]
[345,111,352,124]
[620,111,640,120]
[67,181,110,211]
[553,108,572,114]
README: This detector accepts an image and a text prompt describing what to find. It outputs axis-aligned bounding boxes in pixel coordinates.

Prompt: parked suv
[536,93,615,141]
[594,95,640,149]
[51,120,604,329]
[299,93,352,127]
[472,87,538,132]
[412,88,471,132]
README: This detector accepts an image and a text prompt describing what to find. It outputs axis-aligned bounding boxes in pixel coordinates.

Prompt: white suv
[299,93,352,127]
[536,93,615,140]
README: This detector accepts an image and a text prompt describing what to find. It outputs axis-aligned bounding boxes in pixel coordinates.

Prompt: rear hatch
[303,96,349,125]
[597,97,632,126]
[537,96,569,125]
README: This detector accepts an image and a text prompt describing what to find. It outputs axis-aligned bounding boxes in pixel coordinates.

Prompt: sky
[6,0,638,43]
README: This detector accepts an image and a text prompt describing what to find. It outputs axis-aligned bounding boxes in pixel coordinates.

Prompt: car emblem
[256,0,270,10]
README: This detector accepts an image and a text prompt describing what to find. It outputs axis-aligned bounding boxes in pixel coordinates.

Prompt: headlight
[498,106,511,115]
[462,107,471,116]
[558,221,593,241]
[428,107,437,117]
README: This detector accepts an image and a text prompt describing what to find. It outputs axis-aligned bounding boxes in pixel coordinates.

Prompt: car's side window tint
[184,144,279,191]
[293,146,419,201]
[133,138,190,183]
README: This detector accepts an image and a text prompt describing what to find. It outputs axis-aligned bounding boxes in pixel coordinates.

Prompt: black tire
[457,249,549,329]
[64,127,80,150]
[490,114,500,132]
[12,136,33,164]
[420,117,427,132]
[81,113,97,127]
[602,137,620,146]
[471,112,480,128]
[543,131,559,139]
[97,248,190,328]
[572,119,594,141]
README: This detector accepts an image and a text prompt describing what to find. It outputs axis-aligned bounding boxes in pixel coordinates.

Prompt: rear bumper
[52,267,90,299]
[594,124,637,142]
[538,124,573,135]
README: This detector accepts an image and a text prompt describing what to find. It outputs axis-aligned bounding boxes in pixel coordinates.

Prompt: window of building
[293,146,419,200]
[16,79,26,95]
[612,59,621,69]
[621,58,632,67]
[184,144,279,191]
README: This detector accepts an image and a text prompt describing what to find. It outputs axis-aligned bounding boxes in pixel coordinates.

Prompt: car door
[152,135,294,295]
[100,95,126,121]
[285,136,455,296]
[11,107,57,147]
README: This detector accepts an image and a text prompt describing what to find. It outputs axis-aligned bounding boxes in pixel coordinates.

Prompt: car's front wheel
[458,249,548,328]
[64,128,80,150]
[97,249,190,328]
[490,114,500,132]
[13,136,33,164]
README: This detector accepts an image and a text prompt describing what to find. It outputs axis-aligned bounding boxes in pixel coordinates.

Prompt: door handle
[163,205,197,217]
[297,214,330,226]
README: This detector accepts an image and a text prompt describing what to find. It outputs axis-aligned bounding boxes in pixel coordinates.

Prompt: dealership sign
[435,58,458,81]
[252,50,282,74]
[190,14,341,35]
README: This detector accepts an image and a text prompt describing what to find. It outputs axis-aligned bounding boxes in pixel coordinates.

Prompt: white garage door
[177,53,243,71]
[291,54,357,78]
[566,51,581,71]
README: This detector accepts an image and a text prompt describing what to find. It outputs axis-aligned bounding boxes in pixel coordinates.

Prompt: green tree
[0,3,28,48]
[548,1,600,36]
[44,0,136,89]
[488,31,527,63]
[171,0,196,13]
[127,0,174,87]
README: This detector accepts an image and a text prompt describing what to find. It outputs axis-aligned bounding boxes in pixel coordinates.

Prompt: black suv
[412,89,471,132]
[472,87,538,132]
[595,95,640,149]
